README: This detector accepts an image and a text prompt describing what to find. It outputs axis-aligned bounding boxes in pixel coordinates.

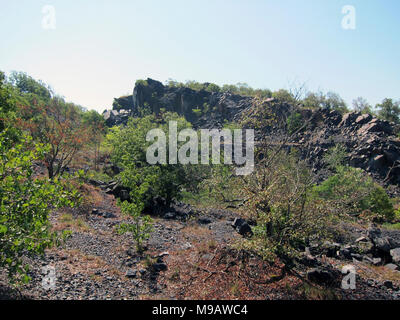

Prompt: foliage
[272,89,296,104]
[106,113,193,208]
[135,79,149,86]
[197,165,242,204]
[82,110,107,169]
[286,112,304,134]
[303,91,348,113]
[8,71,52,101]
[352,97,373,115]
[192,107,202,118]
[165,79,272,98]
[376,98,400,124]
[0,71,20,145]
[313,166,394,222]
[323,144,347,170]
[18,96,91,178]
[116,200,154,253]
[0,133,79,283]
[239,147,333,262]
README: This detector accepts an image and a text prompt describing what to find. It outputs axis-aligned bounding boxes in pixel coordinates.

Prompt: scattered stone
[385,263,399,271]
[163,212,177,220]
[363,256,382,266]
[355,236,369,243]
[374,237,392,253]
[126,270,137,279]
[383,280,394,289]
[390,248,400,263]
[198,217,212,225]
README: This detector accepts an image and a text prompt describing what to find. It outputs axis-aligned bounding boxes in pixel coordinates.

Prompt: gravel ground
[1,187,400,300]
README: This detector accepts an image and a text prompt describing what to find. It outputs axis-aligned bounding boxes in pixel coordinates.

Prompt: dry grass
[181,224,213,240]
[159,244,304,300]
[53,213,91,232]
[48,248,123,280]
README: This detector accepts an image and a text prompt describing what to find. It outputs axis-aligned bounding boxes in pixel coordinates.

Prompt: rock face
[288,108,400,187]
[103,78,254,128]
[103,78,400,189]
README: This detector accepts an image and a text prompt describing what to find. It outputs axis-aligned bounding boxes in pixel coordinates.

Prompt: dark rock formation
[231,218,253,237]
[288,109,400,188]
[102,78,400,190]
[103,78,254,128]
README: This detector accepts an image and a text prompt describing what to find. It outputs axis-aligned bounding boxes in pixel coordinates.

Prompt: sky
[0,0,399,113]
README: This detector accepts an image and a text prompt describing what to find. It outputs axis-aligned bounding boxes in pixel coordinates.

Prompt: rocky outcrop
[103,78,255,128]
[103,109,131,127]
[102,78,400,190]
[289,109,400,187]
[306,225,400,269]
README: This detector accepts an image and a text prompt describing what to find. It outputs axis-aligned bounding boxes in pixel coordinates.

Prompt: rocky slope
[103,79,400,191]
[2,180,399,300]
[103,78,254,128]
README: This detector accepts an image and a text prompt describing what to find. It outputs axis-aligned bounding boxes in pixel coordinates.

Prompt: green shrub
[286,112,303,134]
[239,149,334,262]
[323,145,347,170]
[116,200,153,253]
[313,166,394,222]
[0,134,79,283]
[106,112,193,208]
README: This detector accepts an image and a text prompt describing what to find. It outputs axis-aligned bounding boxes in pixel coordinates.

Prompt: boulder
[198,217,212,225]
[306,267,337,286]
[231,218,253,237]
[152,263,168,272]
[125,270,137,279]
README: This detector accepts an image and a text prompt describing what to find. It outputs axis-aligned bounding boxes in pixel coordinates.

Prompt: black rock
[126,270,137,279]
[152,263,168,272]
[306,268,336,286]
[231,218,253,237]
[163,212,177,220]
[198,217,212,225]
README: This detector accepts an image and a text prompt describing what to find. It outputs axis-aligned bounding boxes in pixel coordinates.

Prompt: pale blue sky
[0,0,399,112]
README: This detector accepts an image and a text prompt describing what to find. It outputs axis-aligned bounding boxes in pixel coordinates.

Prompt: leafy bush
[376,98,400,124]
[323,145,347,170]
[313,166,394,222]
[286,112,303,134]
[239,148,334,262]
[116,200,153,253]
[106,113,193,209]
[0,134,79,283]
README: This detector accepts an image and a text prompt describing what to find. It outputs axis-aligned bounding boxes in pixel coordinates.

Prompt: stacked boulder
[292,109,400,188]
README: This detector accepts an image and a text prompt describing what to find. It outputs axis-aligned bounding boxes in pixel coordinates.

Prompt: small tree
[313,166,394,222]
[239,145,333,264]
[116,199,154,253]
[0,133,79,283]
[19,97,90,178]
[82,110,106,170]
[376,98,400,124]
[352,97,373,114]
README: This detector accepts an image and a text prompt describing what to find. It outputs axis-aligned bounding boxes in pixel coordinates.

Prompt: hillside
[1,73,400,300]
